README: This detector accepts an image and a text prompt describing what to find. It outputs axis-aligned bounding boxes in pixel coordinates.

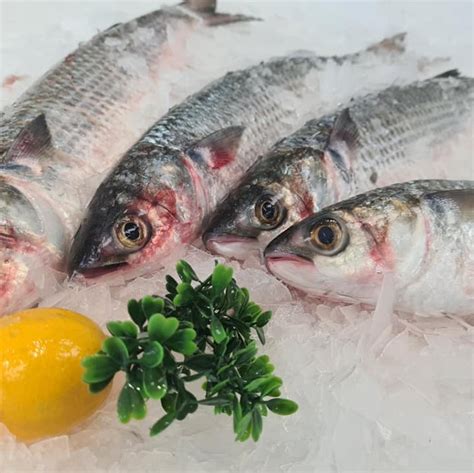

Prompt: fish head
[68,147,197,280]
[203,181,304,259]
[203,148,317,259]
[0,179,63,313]
[264,194,423,303]
[0,181,37,314]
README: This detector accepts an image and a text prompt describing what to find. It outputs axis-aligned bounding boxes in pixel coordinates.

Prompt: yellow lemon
[0,307,111,442]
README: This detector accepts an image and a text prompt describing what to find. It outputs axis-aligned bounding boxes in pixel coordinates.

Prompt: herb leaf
[266,399,299,416]
[148,313,179,342]
[127,299,145,327]
[102,337,129,366]
[210,315,227,343]
[82,354,120,383]
[141,341,164,368]
[141,295,165,318]
[117,382,147,423]
[150,412,176,436]
[212,264,233,295]
[142,367,167,400]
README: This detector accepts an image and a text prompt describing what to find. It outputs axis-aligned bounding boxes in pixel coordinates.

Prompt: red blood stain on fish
[0,230,37,255]
[2,74,27,88]
[64,53,76,65]
[153,22,191,74]
[0,257,37,313]
[369,245,386,268]
[208,148,235,169]
[0,261,16,301]
[182,154,209,214]
[124,188,187,267]
[321,151,342,201]
[152,188,177,218]
[298,190,315,219]
[368,234,395,271]
[129,186,178,217]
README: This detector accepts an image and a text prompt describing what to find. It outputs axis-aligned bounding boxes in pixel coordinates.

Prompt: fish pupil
[318,226,334,245]
[262,201,276,220]
[124,222,140,241]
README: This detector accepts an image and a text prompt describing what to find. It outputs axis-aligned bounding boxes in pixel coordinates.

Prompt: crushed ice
[3,245,472,472]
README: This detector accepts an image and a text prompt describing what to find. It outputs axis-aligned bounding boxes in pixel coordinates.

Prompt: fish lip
[264,251,314,270]
[264,251,314,266]
[264,251,316,292]
[204,233,259,257]
[205,234,256,245]
[70,261,129,280]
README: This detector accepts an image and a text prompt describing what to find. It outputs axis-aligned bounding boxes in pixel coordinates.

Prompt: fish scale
[354,85,466,168]
[203,73,473,259]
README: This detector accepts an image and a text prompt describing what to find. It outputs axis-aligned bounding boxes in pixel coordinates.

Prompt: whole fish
[203,71,474,259]
[67,34,409,280]
[264,180,474,316]
[0,0,252,314]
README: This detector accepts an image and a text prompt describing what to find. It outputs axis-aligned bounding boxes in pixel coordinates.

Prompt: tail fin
[365,32,407,55]
[181,0,259,25]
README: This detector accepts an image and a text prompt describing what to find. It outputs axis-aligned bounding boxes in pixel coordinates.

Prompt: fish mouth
[264,251,314,268]
[204,234,260,259]
[264,251,316,291]
[70,261,129,280]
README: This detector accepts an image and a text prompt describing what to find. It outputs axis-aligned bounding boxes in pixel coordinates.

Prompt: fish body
[0,4,227,165]
[264,180,474,316]
[68,34,409,279]
[0,1,251,313]
[203,72,474,259]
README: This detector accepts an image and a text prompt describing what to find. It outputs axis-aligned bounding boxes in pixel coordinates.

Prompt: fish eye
[309,217,349,255]
[255,195,285,228]
[115,216,149,250]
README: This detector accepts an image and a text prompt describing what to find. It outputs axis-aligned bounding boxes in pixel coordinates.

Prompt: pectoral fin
[328,108,359,151]
[187,126,245,170]
[5,114,52,162]
[324,108,358,184]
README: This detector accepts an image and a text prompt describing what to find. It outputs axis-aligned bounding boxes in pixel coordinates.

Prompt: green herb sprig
[82,260,298,442]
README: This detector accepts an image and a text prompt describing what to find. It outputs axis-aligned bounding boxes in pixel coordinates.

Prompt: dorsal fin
[328,108,359,151]
[5,114,52,161]
[181,0,258,25]
[187,126,245,170]
[433,69,460,79]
